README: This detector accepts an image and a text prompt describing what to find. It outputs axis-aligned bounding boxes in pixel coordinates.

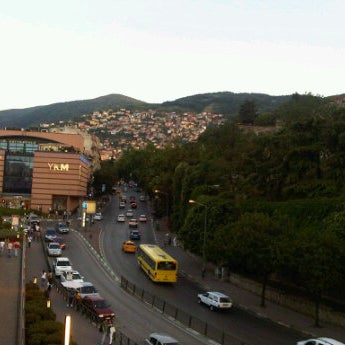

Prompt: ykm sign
[48,163,69,171]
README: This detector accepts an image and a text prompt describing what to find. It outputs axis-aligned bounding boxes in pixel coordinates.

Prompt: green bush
[25,282,77,345]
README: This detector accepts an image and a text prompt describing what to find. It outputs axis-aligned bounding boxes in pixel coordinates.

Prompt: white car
[145,333,180,345]
[53,257,72,277]
[296,338,345,345]
[61,281,99,298]
[117,214,126,222]
[94,212,103,221]
[47,242,62,257]
[139,214,147,222]
[60,270,84,283]
[126,209,134,217]
[197,291,233,311]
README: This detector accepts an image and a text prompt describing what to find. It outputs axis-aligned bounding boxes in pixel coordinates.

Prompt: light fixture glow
[64,314,71,345]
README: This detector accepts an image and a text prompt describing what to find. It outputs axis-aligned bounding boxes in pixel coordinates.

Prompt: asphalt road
[40,189,304,345]
[54,219,205,344]
[97,191,302,345]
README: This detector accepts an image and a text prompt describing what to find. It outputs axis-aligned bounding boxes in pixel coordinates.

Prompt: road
[99,191,302,345]
[46,189,303,345]
[52,219,205,344]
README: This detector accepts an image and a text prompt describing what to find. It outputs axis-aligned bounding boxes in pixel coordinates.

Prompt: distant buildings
[44,109,226,160]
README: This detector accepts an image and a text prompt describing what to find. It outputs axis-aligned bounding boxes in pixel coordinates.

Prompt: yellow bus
[137,244,178,283]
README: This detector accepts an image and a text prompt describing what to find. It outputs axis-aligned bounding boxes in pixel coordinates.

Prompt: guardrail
[120,276,247,345]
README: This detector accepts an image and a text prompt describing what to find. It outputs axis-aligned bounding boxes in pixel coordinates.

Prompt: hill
[0,94,148,128]
[0,92,293,128]
[160,92,291,114]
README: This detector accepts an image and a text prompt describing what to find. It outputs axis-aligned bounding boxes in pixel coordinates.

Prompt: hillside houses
[45,109,226,160]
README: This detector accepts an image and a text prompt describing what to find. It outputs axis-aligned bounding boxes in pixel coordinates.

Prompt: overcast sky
[1,0,344,110]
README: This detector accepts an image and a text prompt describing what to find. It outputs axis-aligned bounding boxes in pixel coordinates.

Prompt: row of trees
[93,94,345,325]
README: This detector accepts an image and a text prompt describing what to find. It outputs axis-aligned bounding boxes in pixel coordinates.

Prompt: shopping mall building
[0,129,93,214]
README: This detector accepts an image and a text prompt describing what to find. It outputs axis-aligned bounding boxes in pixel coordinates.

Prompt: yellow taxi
[122,240,137,253]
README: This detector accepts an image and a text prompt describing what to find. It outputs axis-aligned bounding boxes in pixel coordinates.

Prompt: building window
[3,153,33,194]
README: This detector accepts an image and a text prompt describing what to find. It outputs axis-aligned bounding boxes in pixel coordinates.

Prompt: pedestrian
[109,323,116,344]
[27,235,32,248]
[45,282,52,298]
[0,240,4,256]
[41,270,47,287]
[74,291,81,310]
[13,241,20,256]
[100,319,111,345]
[7,241,13,258]
[67,289,75,307]
[34,224,40,241]
[47,270,53,284]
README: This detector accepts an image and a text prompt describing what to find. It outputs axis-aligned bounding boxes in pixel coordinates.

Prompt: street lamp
[64,314,71,345]
[188,199,207,276]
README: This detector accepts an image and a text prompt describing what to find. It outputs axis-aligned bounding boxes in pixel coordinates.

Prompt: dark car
[129,229,141,240]
[81,295,115,322]
[44,228,57,242]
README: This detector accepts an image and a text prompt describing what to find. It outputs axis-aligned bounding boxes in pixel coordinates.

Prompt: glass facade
[0,137,39,194]
[3,153,34,194]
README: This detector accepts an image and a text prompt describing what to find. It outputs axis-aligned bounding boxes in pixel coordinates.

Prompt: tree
[238,100,257,125]
[288,229,345,327]
[226,212,282,307]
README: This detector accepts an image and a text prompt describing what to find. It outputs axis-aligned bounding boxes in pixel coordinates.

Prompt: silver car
[145,333,180,345]
[47,242,62,257]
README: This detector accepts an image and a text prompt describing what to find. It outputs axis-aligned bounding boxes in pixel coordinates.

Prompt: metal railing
[120,276,247,345]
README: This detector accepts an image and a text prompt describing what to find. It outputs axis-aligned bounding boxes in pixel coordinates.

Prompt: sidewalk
[25,232,100,345]
[153,220,345,343]
[0,251,21,345]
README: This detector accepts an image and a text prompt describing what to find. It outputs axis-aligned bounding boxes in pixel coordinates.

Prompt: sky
[1,0,344,111]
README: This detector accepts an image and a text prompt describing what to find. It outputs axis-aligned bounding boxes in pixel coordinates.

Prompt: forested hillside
[0,92,290,128]
[94,94,345,323]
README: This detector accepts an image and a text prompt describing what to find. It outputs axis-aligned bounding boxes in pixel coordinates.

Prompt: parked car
[117,214,126,222]
[44,228,57,242]
[119,201,126,209]
[47,242,62,257]
[53,257,72,277]
[56,222,69,234]
[145,333,180,345]
[60,270,84,283]
[94,212,103,221]
[139,214,147,222]
[128,218,138,228]
[61,281,99,299]
[122,240,137,253]
[129,229,141,240]
[197,291,232,311]
[27,214,41,225]
[81,295,115,322]
[296,338,345,345]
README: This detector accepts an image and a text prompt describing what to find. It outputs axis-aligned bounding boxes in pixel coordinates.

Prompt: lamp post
[188,199,207,276]
[64,314,71,345]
